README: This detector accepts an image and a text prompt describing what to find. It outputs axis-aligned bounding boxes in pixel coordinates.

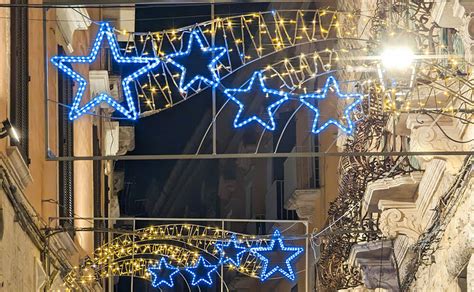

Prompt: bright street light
[381,46,415,70]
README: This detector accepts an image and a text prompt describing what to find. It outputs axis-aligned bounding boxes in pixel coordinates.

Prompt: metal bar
[211,1,217,155]
[49,216,308,224]
[131,219,136,291]
[42,0,318,6]
[220,219,224,292]
[46,151,474,161]
[305,221,309,292]
[43,7,50,162]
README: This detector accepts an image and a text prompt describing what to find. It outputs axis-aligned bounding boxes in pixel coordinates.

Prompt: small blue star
[148,258,179,288]
[185,256,218,286]
[250,229,304,281]
[165,29,226,92]
[51,22,160,120]
[299,76,362,134]
[215,234,247,267]
[224,71,289,131]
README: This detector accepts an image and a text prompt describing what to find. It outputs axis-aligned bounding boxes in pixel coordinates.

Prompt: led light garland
[148,257,180,288]
[51,22,160,120]
[164,29,227,93]
[224,71,290,131]
[51,14,471,138]
[123,9,348,115]
[65,226,305,289]
[299,76,362,135]
[184,256,218,286]
[250,229,304,281]
[215,233,248,267]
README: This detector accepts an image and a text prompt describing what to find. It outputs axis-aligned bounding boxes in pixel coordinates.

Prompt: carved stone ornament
[378,204,424,240]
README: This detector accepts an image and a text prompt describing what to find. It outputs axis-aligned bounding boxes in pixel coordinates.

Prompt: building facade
[0,3,122,290]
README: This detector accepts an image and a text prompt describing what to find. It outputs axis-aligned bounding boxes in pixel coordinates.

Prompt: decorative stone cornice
[348,240,399,291]
[284,189,320,222]
[55,8,92,53]
[362,172,423,216]
[1,147,32,191]
[117,126,135,156]
[406,115,468,174]
[377,159,448,240]
[431,0,463,28]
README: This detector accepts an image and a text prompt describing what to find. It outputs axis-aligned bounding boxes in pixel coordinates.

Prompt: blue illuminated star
[299,76,362,134]
[215,234,247,267]
[250,229,304,281]
[51,22,160,120]
[185,256,218,286]
[165,30,226,92]
[147,258,179,288]
[224,71,289,131]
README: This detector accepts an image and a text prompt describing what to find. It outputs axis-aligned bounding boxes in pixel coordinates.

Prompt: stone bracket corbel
[378,201,424,240]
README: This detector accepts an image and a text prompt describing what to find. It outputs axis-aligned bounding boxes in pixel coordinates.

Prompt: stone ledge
[284,188,321,223]
[362,172,423,216]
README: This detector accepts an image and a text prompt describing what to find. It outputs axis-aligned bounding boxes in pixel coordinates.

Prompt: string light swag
[148,258,180,288]
[250,229,304,281]
[215,234,248,267]
[299,76,362,135]
[164,29,227,93]
[224,71,290,131]
[185,256,218,286]
[51,22,161,121]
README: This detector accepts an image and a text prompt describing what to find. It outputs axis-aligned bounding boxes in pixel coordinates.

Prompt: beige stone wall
[0,3,10,155]
[0,1,99,290]
[0,189,41,291]
[409,175,473,292]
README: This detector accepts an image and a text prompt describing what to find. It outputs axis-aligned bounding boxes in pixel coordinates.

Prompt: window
[58,47,74,234]
[10,0,29,164]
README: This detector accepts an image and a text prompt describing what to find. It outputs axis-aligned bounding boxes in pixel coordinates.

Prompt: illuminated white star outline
[164,29,227,93]
[215,234,247,267]
[147,258,180,288]
[51,22,160,120]
[299,76,362,135]
[184,256,218,286]
[250,229,304,281]
[224,71,290,131]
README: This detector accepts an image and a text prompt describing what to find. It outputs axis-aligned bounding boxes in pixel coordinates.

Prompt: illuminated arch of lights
[125,9,367,116]
[51,8,473,137]
[52,9,375,119]
[63,224,305,289]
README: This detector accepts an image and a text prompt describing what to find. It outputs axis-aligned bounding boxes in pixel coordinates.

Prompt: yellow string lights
[63,224,303,289]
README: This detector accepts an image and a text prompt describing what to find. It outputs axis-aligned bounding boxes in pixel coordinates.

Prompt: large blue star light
[299,76,362,134]
[185,256,218,286]
[165,29,226,92]
[224,71,289,131]
[215,234,247,267]
[147,258,180,288]
[51,22,160,120]
[250,229,304,281]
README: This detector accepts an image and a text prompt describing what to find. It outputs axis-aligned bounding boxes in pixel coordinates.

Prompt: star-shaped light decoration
[147,258,180,288]
[51,22,160,120]
[185,256,218,286]
[299,76,362,135]
[224,71,289,131]
[215,234,247,267]
[164,29,226,93]
[250,229,304,282]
